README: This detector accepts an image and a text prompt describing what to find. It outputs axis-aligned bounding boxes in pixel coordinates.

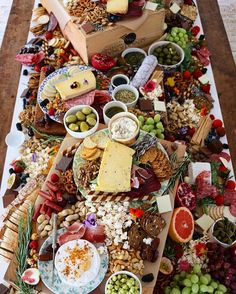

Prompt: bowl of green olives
[64,105,99,138]
[211,217,236,248]
[148,41,184,70]
[105,271,142,294]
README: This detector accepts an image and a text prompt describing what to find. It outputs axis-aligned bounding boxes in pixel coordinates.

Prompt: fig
[21,268,40,285]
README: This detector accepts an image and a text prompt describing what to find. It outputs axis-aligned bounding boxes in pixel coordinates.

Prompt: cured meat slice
[66,221,85,234]
[15,51,45,65]
[195,171,218,199]
[65,90,96,110]
[209,152,231,163]
[83,224,105,243]
[58,223,86,246]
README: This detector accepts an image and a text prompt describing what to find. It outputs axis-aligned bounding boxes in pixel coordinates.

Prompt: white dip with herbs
[110,117,137,139]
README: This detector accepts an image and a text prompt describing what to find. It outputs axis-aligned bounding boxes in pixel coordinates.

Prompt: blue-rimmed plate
[38,229,109,294]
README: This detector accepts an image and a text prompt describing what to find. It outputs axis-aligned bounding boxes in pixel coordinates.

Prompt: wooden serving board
[5,129,186,294]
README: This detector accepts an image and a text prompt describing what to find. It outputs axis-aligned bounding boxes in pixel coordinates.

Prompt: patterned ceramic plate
[72,129,170,199]
[38,229,109,294]
[37,65,105,123]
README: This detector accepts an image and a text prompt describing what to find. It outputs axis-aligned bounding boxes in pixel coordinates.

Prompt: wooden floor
[0,0,236,186]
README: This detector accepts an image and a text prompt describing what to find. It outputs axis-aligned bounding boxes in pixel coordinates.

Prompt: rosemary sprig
[30,124,64,144]
[16,205,34,294]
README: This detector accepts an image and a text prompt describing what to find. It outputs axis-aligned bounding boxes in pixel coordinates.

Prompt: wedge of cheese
[96,141,135,193]
[107,0,128,14]
[55,70,96,101]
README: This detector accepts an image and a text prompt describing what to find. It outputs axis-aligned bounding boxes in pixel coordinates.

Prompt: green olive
[86,117,97,126]
[68,123,79,131]
[76,111,86,121]
[82,107,92,115]
[80,121,90,132]
[87,113,96,119]
[65,114,77,123]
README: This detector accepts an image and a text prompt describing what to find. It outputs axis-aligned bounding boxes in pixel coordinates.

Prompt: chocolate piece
[81,22,95,34]
[0,284,9,294]
[150,238,160,250]
[3,189,18,208]
[140,212,166,238]
[207,139,223,154]
[141,244,154,262]
[138,99,153,111]
[128,224,146,250]
[55,156,73,172]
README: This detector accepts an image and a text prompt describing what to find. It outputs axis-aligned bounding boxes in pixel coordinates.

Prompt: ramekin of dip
[108,112,140,145]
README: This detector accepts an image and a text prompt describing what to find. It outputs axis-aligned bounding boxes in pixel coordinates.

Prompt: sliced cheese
[154,100,166,112]
[107,0,128,14]
[156,194,172,214]
[55,70,96,101]
[170,2,181,14]
[96,141,135,193]
[195,214,214,232]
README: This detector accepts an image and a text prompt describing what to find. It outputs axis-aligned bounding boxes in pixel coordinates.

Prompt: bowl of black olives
[148,41,184,70]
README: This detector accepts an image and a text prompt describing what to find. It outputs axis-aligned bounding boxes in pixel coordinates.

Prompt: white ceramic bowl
[105,271,142,294]
[64,105,99,139]
[103,101,128,125]
[148,40,185,70]
[121,47,147,59]
[111,74,130,88]
[211,218,236,248]
[108,112,140,145]
[112,84,139,108]
[5,130,25,148]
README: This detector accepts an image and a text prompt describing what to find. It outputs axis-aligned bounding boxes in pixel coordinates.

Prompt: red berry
[219,165,228,172]
[29,240,38,250]
[192,69,203,79]
[191,26,201,36]
[215,195,224,206]
[41,66,47,72]
[51,173,59,183]
[212,119,223,129]
[226,180,236,190]
[216,126,226,137]
[187,127,195,136]
[201,84,211,94]
[34,64,41,72]
[48,108,55,116]
[45,31,53,40]
[210,114,215,120]
[183,71,191,79]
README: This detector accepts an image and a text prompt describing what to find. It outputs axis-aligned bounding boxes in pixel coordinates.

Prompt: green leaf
[211,161,220,186]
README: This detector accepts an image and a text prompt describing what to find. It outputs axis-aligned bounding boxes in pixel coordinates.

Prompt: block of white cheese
[188,162,211,185]
[154,100,166,112]
[198,74,209,85]
[55,70,96,101]
[195,214,214,231]
[170,2,181,14]
[96,141,135,193]
[107,0,128,14]
[156,194,172,214]
[145,1,158,11]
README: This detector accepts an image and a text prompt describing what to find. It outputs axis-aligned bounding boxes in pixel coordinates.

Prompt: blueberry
[223,143,229,149]
[9,168,15,174]
[40,99,49,107]
[28,127,34,137]
[23,98,27,109]
[23,69,28,76]
[16,122,22,131]
[142,273,154,283]
[202,68,207,74]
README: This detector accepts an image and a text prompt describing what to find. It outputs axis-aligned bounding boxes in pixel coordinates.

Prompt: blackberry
[16,122,23,131]
[202,68,207,74]
[40,98,49,107]
[23,69,28,76]
[199,34,205,40]
[9,168,15,174]
[23,98,27,109]
[223,143,229,149]
[28,127,34,137]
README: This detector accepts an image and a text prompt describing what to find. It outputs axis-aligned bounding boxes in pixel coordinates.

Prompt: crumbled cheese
[110,117,137,139]
[143,238,153,245]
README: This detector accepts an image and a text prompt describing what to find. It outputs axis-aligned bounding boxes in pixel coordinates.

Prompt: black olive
[142,273,154,283]
[223,143,229,149]
[28,127,34,137]
[23,98,27,109]
[199,34,205,40]
[16,122,23,131]
[202,68,207,74]
[23,69,28,76]
[40,98,50,107]
[9,168,15,174]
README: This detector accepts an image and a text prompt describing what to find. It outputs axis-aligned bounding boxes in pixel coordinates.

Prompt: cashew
[37,214,46,224]
[38,220,49,231]
[65,213,79,222]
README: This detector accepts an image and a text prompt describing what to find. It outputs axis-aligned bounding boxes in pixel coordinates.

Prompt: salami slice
[65,90,96,110]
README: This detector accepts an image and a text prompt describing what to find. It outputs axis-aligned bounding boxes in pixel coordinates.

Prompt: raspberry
[45,31,53,40]
[212,119,223,129]
[219,165,228,172]
[192,69,203,79]
[215,195,224,206]
[210,114,215,120]
[187,127,195,136]
[191,26,200,36]
[48,108,55,116]
[34,64,41,72]
[51,173,59,183]
[183,71,191,79]
[201,84,211,94]
[226,180,236,190]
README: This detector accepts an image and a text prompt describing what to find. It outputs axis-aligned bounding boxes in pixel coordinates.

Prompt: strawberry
[210,114,215,120]
[212,119,223,129]
[201,84,211,94]
[215,195,224,206]
[191,26,200,37]
[183,71,191,80]
[187,127,195,136]
[192,69,203,79]
[51,173,59,183]
[219,165,228,173]
[11,160,26,173]
[45,31,53,40]
[48,108,55,116]
[29,240,38,250]
[226,180,236,190]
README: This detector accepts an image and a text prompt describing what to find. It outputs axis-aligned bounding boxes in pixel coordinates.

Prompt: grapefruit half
[169,207,194,243]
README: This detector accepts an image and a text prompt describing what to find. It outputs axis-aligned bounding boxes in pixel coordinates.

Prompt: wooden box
[41,0,165,64]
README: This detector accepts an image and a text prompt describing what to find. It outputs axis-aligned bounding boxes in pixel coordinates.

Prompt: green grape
[150,130,157,136]
[218,284,227,293]
[170,288,181,294]
[210,281,218,289]
[184,34,188,40]
[171,31,177,37]
[157,133,164,139]
[169,36,174,42]
[214,291,224,294]
[154,114,161,122]
[180,271,187,278]
[147,125,154,132]
[179,28,186,33]
[172,27,178,33]
[199,284,208,293]
[146,117,155,125]
[138,115,145,123]
[183,279,192,288]
[207,285,214,293]
[193,264,201,274]
[200,276,209,285]
[191,274,199,284]
[182,44,186,49]
[191,283,199,293]
[156,122,163,129]
[182,287,191,294]
[164,286,172,294]
[174,37,179,42]
[204,274,211,284]
[170,282,177,288]
[177,41,182,47]
[141,125,149,132]
[178,32,184,38]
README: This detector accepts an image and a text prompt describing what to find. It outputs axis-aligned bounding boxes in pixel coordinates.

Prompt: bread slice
[0,242,14,253]
[91,132,110,149]
[0,248,13,260]
[5,220,18,233]
[86,149,102,161]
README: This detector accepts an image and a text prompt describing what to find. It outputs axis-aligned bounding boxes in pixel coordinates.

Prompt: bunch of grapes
[207,242,236,293]
[166,27,189,49]
[138,114,165,139]
[164,264,228,294]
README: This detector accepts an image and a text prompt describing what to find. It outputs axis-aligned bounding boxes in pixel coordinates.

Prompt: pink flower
[178,260,191,272]
[143,80,156,93]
